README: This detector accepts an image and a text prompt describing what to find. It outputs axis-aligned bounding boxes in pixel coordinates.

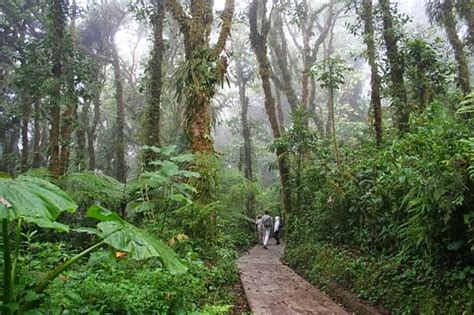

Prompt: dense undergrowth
[285,102,474,313]
[1,147,260,314]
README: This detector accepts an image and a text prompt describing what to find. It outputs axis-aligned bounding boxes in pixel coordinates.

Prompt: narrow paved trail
[238,241,349,315]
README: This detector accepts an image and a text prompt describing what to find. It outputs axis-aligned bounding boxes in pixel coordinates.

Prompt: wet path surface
[237,241,349,315]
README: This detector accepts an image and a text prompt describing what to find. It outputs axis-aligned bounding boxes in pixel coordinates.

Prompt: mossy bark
[361,0,382,145]
[32,100,42,168]
[20,95,31,172]
[379,0,409,132]
[167,0,235,154]
[111,46,126,182]
[236,59,256,217]
[47,0,66,179]
[249,0,291,216]
[144,1,165,162]
[442,0,471,95]
[87,69,102,171]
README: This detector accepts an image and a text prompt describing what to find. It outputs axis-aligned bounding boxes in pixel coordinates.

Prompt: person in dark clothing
[273,216,283,245]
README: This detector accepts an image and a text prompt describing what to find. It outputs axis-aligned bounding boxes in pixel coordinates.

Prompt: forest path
[237,241,349,315]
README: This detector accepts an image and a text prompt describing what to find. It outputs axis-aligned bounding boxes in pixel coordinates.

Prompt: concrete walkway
[237,241,349,315]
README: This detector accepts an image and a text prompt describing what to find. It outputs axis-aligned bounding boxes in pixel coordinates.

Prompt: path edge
[287,262,390,315]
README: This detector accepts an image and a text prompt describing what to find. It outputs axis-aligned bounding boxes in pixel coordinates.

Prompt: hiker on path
[255,214,263,244]
[274,216,282,245]
[261,211,273,249]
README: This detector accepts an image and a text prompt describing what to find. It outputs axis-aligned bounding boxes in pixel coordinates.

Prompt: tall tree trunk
[47,0,66,179]
[32,100,41,168]
[2,118,20,175]
[167,0,235,210]
[144,0,165,160]
[274,88,285,129]
[40,122,49,161]
[379,0,409,132]
[58,98,76,175]
[443,0,471,95]
[308,77,325,136]
[249,0,291,216]
[20,96,31,172]
[324,24,335,139]
[236,59,256,217]
[167,0,235,154]
[328,87,340,165]
[456,0,474,50]
[325,89,333,139]
[270,6,300,112]
[362,0,382,145]
[87,69,102,171]
[301,1,334,109]
[111,46,127,182]
[58,0,77,176]
[75,99,88,171]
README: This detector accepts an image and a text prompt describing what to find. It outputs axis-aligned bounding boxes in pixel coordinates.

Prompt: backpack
[262,215,272,228]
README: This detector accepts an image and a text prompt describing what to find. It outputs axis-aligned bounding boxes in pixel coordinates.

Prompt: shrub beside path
[238,241,349,315]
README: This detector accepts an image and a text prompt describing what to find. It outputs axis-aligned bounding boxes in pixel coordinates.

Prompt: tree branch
[212,0,235,55]
[166,0,188,34]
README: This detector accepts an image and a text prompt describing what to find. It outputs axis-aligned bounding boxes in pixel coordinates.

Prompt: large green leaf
[0,176,77,231]
[86,205,187,274]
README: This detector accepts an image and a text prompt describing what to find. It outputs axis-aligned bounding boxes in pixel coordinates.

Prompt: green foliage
[0,175,76,230]
[272,108,320,155]
[87,205,187,274]
[285,242,474,314]
[173,48,227,105]
[58,171,126,209]
[12,160,257,314]
[458,92,474,116]
[127,145,199,221]
[37,248,235,314]
[0,176,187,314]
[402,36,454,108]
[310,56,352,90]
[286,103,473,312]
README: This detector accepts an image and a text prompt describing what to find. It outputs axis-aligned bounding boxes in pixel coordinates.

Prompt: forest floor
[238,241,349,314]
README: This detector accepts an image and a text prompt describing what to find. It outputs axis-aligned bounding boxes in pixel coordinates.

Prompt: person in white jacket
[274,216,282,245]
[261,211,273,249]
[255,214,263,244]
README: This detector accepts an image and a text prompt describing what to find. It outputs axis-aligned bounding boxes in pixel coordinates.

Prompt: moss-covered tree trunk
[249,0,291,216]
[456,0,474,50]
[324,23,336,139]
[274,88,286,129]
[167,0,235,154]
[58,0,77,176]
[87,69,102,171]
[442,0,471,95]
[111,45,127,182]
[308,76,325,136]
[32,100,42,168]
[144,1,165,160]
[236,59,256,217]
[166,0,234,209]
[270,6,300,112]
[361,0,382,145]
[301,0,334,110]
[47,0,66,179]
[328,87,340,165]
[20,95,31,172]
[58,99,76,175]
[379,0,409,132]
[75,99,88,171]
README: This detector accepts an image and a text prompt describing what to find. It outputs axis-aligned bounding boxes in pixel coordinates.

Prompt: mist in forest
[1,0,473,313]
